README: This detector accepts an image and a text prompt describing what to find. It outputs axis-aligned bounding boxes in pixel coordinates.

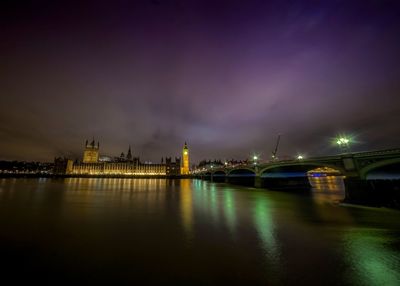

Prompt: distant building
[99,156,112,162]
[53,157,69,175]
[61,140,183,176]
[1,160,53,175]
[166,157,181,176]
[181,142,190,175]
[83,139,99,163]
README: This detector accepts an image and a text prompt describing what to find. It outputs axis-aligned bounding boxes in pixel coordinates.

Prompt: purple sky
[1,0,400,163]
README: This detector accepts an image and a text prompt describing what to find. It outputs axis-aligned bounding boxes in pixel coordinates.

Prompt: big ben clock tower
[181,142,190,175]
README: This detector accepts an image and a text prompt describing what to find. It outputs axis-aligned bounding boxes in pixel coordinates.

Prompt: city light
[335,136,352,153]
[252,155,259,165]
[297,155,304,160]
[336,137,350,145]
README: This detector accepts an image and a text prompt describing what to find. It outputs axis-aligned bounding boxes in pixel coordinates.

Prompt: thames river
[0,178,399,285]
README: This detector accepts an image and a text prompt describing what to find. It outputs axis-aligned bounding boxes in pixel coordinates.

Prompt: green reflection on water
[253,195,278,257]
[252,193,282,282]
[344,228,400,285]
[222,189,236,235]
[209,183,220,225]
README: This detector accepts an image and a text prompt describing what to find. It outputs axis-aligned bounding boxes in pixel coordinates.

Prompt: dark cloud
[1,0,400,163]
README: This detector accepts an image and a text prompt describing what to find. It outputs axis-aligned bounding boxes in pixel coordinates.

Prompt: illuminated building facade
[61,140,182,176]
[166,157,181,176]
[181,142,190,175]
[69,161,167,175]
[83,139,100,163]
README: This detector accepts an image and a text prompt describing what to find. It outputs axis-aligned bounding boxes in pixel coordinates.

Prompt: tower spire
[127,145,132,160]
[181,141,190,175]
[83,136,99,163]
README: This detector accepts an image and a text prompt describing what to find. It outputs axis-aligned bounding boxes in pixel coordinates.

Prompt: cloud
[1,0,400,162]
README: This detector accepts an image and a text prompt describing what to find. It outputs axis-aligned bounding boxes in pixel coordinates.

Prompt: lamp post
[253,155,258,165]
[336,137,351,153]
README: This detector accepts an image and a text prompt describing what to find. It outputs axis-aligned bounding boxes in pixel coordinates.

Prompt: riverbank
[0,173,193,179]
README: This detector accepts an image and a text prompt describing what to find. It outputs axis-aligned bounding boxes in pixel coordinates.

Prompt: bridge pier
[254,176,262,188]
[212,175,226,183]
[203,174,212,181]
[344,176,400,208]
[258,176,311,191]
[226,176,255,186]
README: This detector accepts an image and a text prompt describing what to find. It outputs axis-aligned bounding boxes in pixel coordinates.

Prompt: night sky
[1,0,400,163]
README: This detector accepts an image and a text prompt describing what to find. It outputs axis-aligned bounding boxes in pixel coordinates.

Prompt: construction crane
[271,134,281,160]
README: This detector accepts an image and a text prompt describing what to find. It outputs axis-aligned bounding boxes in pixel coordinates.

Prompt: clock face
[184,151,188,155]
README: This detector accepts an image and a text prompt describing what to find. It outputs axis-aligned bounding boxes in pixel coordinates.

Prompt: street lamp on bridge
[336,136,351,153]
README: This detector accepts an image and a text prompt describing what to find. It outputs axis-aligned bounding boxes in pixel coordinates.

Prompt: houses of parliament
[55,139,190,176]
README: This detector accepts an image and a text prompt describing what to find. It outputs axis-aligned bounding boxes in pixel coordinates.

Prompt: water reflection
[180,179,193,241]
[0,178,399,285]
[343,227,400,285]
[252,196,278,258]
[309,176,345,204]
[209,183,220,225]
[252,195,282,283]
[222,189,236,236]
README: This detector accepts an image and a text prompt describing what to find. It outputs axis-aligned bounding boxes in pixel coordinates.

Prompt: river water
[0,177,399,285]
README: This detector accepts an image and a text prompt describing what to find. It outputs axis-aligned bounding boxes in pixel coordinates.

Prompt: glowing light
[297,155,304,160]
[336,137,351,145]
[253,155,258,161]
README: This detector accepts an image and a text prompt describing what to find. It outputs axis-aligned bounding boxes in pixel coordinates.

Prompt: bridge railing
[193,148,400,174]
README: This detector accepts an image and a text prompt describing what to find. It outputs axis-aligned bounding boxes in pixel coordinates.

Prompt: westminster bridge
[193,148,400,207]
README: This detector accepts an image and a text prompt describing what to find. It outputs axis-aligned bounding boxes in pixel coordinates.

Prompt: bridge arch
[226,167,256,186]
[227,168,256,176]
[212,170,227,175]
[259,162,345,177]
[359,157,400,179]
